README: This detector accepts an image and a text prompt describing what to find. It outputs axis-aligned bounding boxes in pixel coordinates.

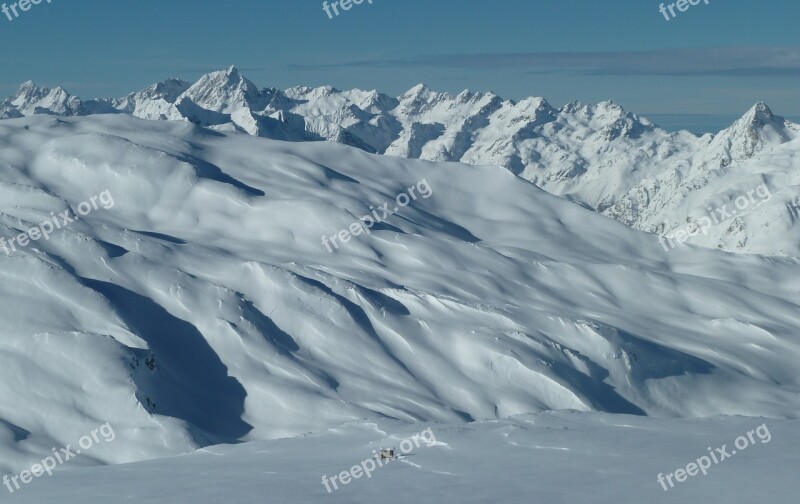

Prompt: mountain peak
[180,67,263,114]
[17,80,40,93]
[194,66,251,88]
[597,99,623,112]
[710,102,796,162]
[136,78,191,102]
[6,80,82,116]
[402,83,431,97]
[730,101,785,132]
[742,101,774,125]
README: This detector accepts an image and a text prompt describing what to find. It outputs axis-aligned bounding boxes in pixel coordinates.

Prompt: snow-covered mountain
[2,67,798,257]
[604,102,800,255]
[1,114,800,482]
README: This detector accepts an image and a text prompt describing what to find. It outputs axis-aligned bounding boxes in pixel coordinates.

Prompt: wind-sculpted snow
[0,115,799,476]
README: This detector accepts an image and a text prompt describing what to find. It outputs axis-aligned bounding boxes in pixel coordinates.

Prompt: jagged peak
[596,99,625,112]
[740,102,775,125]
[17,80,40,93]
[559,99,644,122]
[724,102,787,134]
[186,67,261,100]
[191,66,254,89]
[455,89,473,100]
[12,81,73,101]
[512,96,556,114]
[708,102,795,162]
[400,83,433,99]
[13,81,71,99]
[454,88,503,106]
[560,100,585,114]
[135,78,191,102]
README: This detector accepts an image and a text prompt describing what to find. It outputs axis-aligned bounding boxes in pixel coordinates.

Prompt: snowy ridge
[0,114,799,477]
[2,68,799,256]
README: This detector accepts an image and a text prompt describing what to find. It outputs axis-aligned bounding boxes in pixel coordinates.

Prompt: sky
[0,0,798,132]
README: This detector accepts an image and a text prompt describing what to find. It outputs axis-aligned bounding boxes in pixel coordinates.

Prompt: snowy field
[7,412,798,503]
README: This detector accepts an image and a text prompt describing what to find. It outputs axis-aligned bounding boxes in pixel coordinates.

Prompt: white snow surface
[0,114,799,487]
[3,68,800,256]
[8,412,799,503]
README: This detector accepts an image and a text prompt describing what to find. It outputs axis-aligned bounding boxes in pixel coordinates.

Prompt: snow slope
[2,68,798,256]
[0,114,799,481]
[8,412,799,503]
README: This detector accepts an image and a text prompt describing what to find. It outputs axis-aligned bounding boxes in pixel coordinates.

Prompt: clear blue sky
[1,0,799,132]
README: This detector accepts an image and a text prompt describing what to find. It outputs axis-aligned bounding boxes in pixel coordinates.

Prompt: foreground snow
[7,412,798,503]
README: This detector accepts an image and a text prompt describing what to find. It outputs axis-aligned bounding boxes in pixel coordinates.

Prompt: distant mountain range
[3,66,798,256]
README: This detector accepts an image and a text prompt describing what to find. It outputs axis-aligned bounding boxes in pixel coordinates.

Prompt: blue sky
[1,0,798,132]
